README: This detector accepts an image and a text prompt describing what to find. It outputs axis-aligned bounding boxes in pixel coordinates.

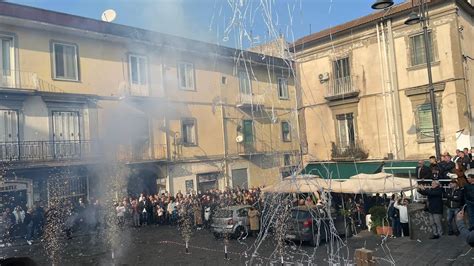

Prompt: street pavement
[1,225,473,265]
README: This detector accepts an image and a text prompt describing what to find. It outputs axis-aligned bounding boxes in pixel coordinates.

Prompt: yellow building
[293,0,473,164]
[0,2,300,207]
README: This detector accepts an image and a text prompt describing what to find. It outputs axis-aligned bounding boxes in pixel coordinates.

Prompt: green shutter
[418,104,433,139]
[243,120,253,143]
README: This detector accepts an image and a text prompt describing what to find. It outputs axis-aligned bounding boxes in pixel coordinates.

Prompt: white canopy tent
[261,174,331,193]
[330,173,414,194]
[261,173,414,194]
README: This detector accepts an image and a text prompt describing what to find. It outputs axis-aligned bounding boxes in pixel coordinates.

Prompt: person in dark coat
[456,210,474,247]
[418,180,443,239]
[464,169,474,229]
[438,154,455,179]
[429,156,440,179]
[446,180,464,235]
[416,160,432,180]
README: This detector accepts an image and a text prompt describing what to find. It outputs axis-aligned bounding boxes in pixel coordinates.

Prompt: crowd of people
[415,147,474,247]
[4,148,474,248]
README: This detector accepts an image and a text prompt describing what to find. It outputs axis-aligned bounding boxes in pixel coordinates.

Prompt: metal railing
[0,140,98,162]
[0,69,64,93]
[236,93,265,107]
[0,140,168,163]
[327,76,358,98]
[237,140,270,155]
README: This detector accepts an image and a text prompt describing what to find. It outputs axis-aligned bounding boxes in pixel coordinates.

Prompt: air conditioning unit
[318,72,329,83]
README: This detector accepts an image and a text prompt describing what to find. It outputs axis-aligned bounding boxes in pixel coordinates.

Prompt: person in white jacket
[394,196,409,237]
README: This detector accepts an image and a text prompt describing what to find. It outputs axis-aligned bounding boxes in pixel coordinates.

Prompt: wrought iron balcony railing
[236,93,265,108]
[237,140,270,156]
[326,76,359,99]
[0,140,168,163]
[0,140,97,162]
[0,69,64,93]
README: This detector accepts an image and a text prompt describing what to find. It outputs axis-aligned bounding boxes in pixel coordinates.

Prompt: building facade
[293,0,474,162]
[0,2,300,209]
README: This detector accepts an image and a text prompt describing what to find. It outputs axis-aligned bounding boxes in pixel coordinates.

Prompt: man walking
[418,180,443,239]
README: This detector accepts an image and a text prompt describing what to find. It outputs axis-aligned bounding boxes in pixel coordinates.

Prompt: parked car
[211,205,251,239]
[285,205,352,246]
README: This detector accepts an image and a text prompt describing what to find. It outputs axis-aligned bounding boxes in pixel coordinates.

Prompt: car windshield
[213,209,233,218]
[291,209,311,219]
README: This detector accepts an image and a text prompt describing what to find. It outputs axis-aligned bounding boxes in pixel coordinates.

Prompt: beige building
[293,0,474,162]
[0,2,300,207]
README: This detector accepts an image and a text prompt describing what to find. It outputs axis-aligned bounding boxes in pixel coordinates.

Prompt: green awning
[303,161,384,179]
[382,160,419,175]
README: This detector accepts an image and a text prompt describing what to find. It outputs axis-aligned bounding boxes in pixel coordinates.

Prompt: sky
[7,0,406,47]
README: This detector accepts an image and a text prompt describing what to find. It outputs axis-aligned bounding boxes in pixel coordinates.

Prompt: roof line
[291,0,471,52]
[0,2,292,67]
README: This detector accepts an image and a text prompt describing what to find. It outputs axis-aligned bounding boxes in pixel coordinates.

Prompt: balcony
[116,143,167,163]
[237,141,270,156]
[325,76,359,101]
[0,140,167,165]
[236,93,265,108]
[330,141,368,161]
[0,140,98,163]
[0,69,64,93]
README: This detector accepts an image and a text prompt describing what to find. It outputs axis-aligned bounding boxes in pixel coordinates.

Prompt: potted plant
[368,206,392,235]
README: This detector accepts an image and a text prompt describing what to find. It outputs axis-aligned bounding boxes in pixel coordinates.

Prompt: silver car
[211,205,251,238]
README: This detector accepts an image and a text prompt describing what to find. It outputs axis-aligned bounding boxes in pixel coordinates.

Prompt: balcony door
[52,111,81,158]
[0,37,15,88]
[0,110,19,161]
[333,57,350,95]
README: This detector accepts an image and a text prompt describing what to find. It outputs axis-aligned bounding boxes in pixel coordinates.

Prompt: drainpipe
[377,23,393,159]
[221,102,230,189]
[386,19,406,159]
[455,9,472,145]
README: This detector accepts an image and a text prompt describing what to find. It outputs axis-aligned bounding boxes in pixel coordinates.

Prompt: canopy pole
[408,171,413,201]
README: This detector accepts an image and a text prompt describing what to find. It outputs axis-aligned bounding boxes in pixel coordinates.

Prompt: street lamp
[371,0,394,10]
[372,0,442,160]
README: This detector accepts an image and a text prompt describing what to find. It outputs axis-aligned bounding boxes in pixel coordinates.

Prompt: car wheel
[233,226,246,239]
[213,232,220,239]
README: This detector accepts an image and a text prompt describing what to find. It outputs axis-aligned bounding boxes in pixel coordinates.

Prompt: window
[129,55,148,85]
[0,37,13,76]
[278,77,289,99]
[181,119,197,145]
[185,180,194,194]
[336,113,355,147]
[333,57,350,80]
[410,32,434,66]
[242,120,253,143]
[239,71,251,95]
[283,154,292,166]
[52,111,80,141]
[52,42,79,81]
[0,110,18,142]
[281,121,291,142]
[178,62,195,90]
[416,103,442,141]
[221,76,227,85]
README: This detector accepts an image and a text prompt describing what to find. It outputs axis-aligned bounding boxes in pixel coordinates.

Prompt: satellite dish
[236,135,244,143]
[101,9,117,22]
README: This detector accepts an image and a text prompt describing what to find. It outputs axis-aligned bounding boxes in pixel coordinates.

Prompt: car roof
[221,205,252,211]
[291,206,319,211]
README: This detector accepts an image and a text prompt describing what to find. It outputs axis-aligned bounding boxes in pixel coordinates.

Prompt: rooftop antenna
[101,9,117,22]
